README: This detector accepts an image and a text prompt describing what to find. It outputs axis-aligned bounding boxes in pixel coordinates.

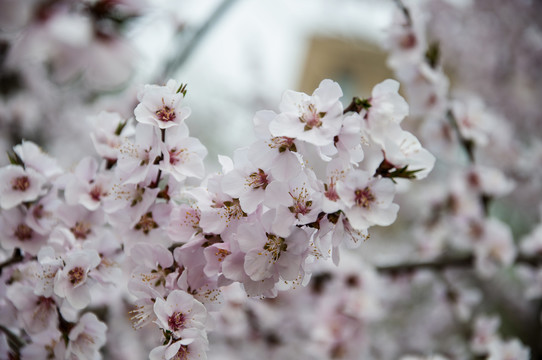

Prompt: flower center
[215,248,231,262]
[14,223,33,241]
[70,222,92,239]
[324,179,339,201]
[134,212,159,234]
[12,176,30,191]
[168,311,186,332]
[247,169,269,190]
[90,185,104,201]
[263,233,287,262]
[269,137,297,153]
[173,345,189,360]
[68,267,85,285]
[156,105,176,122]
[169,147,186,165]
[288,190,312,219]
[354,187,375,208]
[400,32,417,49]
[299,103,326,131]
[212,198,246,224]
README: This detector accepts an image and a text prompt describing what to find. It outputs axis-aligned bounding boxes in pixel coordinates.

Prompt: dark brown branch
[0,324,25,359]
[0,249,23,276]
[376,254,542,275]
[343,97,371,114]
[150,128,166,189]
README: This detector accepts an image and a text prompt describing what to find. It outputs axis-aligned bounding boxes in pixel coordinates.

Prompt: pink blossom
[236,212,310,283]
[149,334,208,360]
[249,109,304,182]
[116,122,161,185]
[0,206,48,256]
[269,79,344,147]
[6,282,58,334]
[66,312,107,360]
[64,156,112,211]
[89,111,132,162]
[0,165,46,209]
[366,79,409,126]
[336,170,399,231]
[13,140,63,179]
[221,148,274,214]
[153,290,207,338]
[159,124,207,182]
[167,203,202,243]
[53,249,101,309]
[264,169,322,237]
[135,79,191,129]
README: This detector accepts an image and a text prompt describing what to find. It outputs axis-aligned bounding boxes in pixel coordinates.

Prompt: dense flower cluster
[0,76,435,359]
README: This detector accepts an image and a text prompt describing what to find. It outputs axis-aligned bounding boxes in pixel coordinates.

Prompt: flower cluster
[0,77,434,359]
[372,0,539,358]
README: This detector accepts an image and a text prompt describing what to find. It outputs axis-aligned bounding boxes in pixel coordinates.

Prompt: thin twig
[376,254,542,275]
[0,249,23,276]
[0,324,25,359]
[446,109,475,164]
[158,0,239,81]
[393,0,413,26]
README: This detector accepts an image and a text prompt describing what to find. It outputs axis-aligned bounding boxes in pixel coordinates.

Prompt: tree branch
[158,0,239,81]
[0,249,23,276]
[376,254,542,275]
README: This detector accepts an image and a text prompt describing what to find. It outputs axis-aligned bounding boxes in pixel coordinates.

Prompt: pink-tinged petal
[279,90,307,113]
[221,251,247,282]
[268,113,304,139]
[276,252,302,281]
[370,178,396,205]
[247,141,275,170]
[131,243,173,269]
[203,242,230,277]
[66,285,91,309]
[365,203,400,226]
[244,249,273,281]
[343,208,372,231]
[74,157,98,183]
[236,222,265,253]
[271,151,302,182]
[271,207,295,238]
[149,344,168,360]
[164,341,182,359]
[221,170,246,198]
[252,110,276,139]
[153,297,171,329]
[313,79,343,107]
[372,78,400,96]
[239,188,264,214]
[0,165,46,209]
[264,181,292,209]
[14,140,63,179]
[166,290,194,312]
[243,277,278,298]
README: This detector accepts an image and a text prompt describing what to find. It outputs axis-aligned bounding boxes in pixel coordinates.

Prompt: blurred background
[2,0,541,168]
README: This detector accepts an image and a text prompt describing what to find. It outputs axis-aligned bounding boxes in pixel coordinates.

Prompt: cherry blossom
[336,170,399,231]
[269,79,344,147]
[53,249,101,309]
[0,165,46,209]
[153,290,207,338]
[135,79,191,129]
